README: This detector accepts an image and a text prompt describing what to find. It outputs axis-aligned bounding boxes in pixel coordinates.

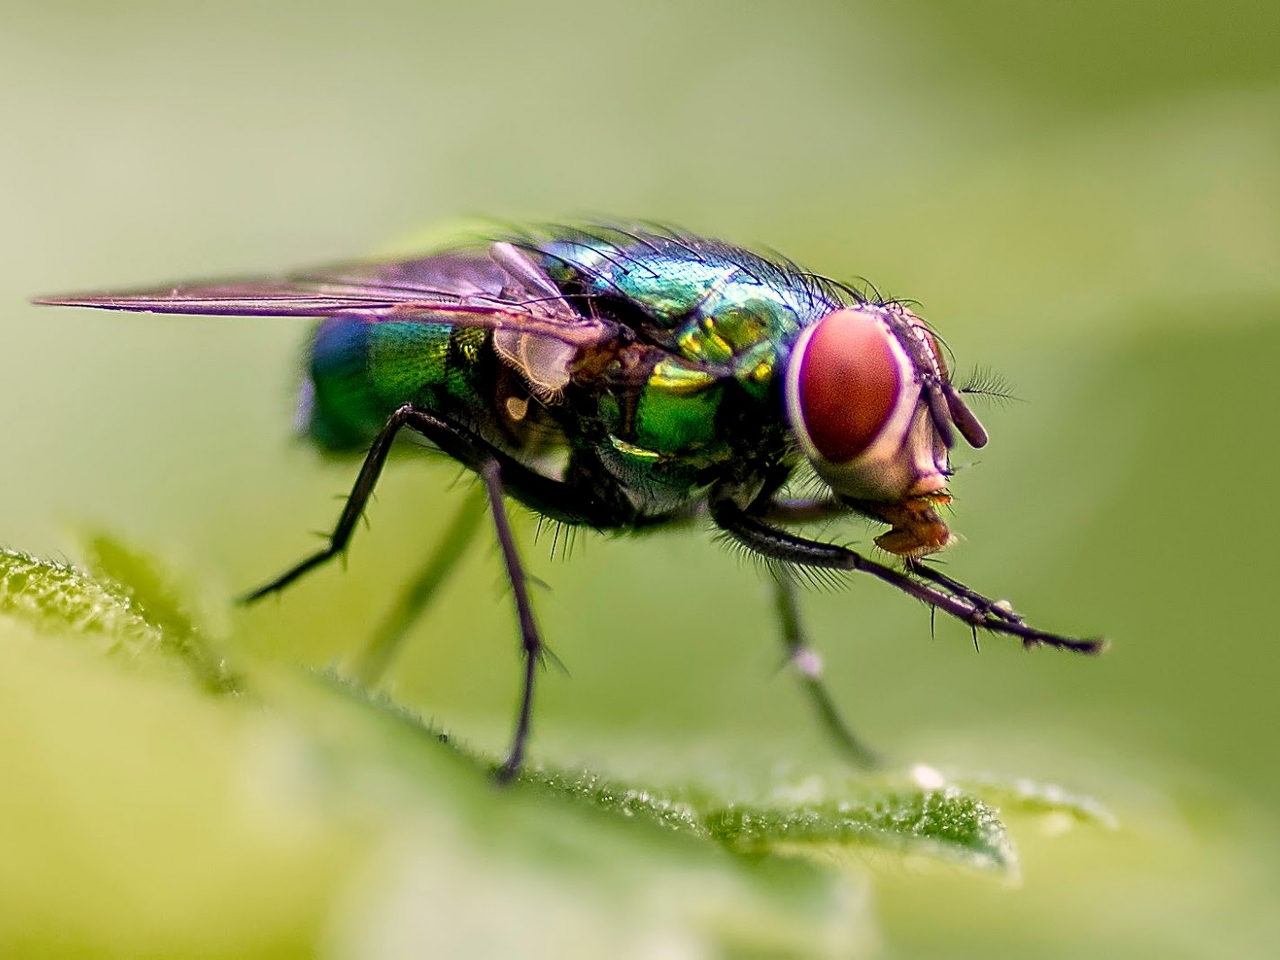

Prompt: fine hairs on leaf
[0,538,240,694]
[81,535,241,695]
[0,547,158,648]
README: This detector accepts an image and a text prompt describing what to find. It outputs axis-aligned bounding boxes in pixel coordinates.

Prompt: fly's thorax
[783,303,988,557]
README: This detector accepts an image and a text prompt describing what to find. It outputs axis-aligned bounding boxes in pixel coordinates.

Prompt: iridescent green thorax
[539,235,840,400]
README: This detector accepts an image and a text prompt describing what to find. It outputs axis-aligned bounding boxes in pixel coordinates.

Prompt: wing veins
[36,270,617,349]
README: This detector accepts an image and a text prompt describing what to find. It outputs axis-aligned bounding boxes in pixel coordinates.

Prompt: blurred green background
[3,1,1279,956]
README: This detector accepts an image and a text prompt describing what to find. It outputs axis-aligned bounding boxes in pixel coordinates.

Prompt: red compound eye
[794,308,903,464]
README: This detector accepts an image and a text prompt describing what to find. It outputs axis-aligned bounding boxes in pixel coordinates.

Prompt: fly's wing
[34,243,616,351]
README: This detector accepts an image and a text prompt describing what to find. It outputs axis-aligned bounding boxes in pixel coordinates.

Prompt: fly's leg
[904,559,1024,628]
[764,498,1025,630]
[352,485,487,686]
[478,458,543,783]
[773,566,880,768]
[242,403,425,602]
[398,408,564,780]
[241,394,605,604]
[243,402,628,781]
[711,498,1104,654]
[765,497,1023,631]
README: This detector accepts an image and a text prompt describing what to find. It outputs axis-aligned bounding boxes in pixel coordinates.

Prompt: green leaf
[0,546,159,651]
[0,541,237,693]
[81,534,240,694]
[311,673,1018,874]
[703,789,1014,870]
[0,539,1119,957]
[961,774,1119,831]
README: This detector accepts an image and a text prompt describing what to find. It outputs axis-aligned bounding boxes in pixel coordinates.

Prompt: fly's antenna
[957,366,1021,404]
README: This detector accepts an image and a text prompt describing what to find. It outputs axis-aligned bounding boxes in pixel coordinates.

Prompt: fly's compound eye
[786,307,913,468]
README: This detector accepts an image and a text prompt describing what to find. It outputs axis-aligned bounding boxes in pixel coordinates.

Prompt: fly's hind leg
[245,400,630,782]
[352,484,488,686]
[392,408,596,781]
[242,403,424,603]
[773,566,880,769]
[477,458,544,783]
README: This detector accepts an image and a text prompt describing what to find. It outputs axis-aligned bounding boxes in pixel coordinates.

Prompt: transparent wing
[34,245,616,349]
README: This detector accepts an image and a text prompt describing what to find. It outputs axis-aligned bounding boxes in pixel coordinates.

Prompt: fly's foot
[903,559,1104,655]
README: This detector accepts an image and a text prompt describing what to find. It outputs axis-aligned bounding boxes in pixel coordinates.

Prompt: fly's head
[783,303,989,558]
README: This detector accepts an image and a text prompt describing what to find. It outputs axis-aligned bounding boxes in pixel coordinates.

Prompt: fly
[36,224,1105,780]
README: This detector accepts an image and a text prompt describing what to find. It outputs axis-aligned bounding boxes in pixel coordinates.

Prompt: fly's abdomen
[303,316,566,479]
[303,316,474,451]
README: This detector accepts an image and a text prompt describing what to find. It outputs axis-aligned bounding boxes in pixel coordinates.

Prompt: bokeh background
[3,1,1279,956]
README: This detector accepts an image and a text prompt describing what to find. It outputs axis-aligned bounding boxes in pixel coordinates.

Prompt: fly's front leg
[766,496,1017,629]
[768,497,1024,630]
[904,559,1024,628]
[712,497,1104,654]
[773,566,879,768]
[242,403,422,603]
[353,485,488,686]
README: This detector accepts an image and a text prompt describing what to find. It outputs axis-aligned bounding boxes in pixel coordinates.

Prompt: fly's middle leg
[772,566,880,769]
